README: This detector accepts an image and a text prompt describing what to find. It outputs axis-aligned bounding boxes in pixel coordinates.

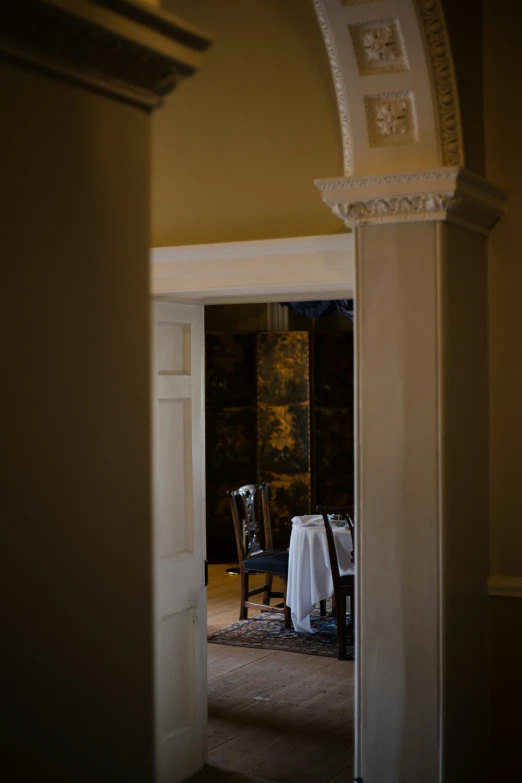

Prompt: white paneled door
[151,301,207,782]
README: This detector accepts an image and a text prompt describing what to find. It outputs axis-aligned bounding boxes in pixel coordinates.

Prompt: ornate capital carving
[0,0,211,110]
[316,168,507,235]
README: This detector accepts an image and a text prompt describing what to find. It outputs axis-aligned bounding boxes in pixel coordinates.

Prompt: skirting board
[488,575,522,598]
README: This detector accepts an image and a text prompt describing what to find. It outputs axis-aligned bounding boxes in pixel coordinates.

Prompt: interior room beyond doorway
[203,301,355,783]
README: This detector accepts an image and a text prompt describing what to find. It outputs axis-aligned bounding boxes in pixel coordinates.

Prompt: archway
[312,3,505,781]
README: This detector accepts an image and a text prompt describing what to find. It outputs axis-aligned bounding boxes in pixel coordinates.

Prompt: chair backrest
[316,506,355,594]
[228,482,274,561]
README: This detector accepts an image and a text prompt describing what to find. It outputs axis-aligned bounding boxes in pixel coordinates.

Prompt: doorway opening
[203,301,355,783]
[150,233,356,783]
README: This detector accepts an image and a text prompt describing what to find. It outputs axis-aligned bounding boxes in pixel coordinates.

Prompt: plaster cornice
[151,234,354,303]
[153,233,353,264]
[316,167,508,235]
[0,0,211,110]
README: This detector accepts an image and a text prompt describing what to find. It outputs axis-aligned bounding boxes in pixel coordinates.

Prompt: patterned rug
[207,609,354,659]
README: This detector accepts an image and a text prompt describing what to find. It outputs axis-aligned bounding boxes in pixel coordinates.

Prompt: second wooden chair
[316,506,355,660]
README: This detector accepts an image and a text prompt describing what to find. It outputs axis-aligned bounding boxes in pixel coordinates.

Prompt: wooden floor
[204,564,354,783]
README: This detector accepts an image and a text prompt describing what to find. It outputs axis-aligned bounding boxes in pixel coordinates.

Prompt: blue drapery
[281,300,354,321]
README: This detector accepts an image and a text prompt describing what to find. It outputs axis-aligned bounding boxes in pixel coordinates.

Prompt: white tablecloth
[286,514,355,633]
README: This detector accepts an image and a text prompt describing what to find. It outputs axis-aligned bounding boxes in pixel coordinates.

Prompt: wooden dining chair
[228,482,291,628]
[316,506,355,660]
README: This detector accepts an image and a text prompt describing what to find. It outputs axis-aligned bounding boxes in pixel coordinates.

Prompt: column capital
[0,0,211,110]
[316,167,507,236]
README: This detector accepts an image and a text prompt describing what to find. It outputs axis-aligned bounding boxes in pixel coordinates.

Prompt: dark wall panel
[312,332,354,511]
[205,334,257,561]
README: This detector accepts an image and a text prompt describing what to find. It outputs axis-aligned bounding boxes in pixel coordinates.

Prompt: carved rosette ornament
[364,91,418,147]
[316,168,507,235]
[0,0,211,110]
[349,19,409,77]
[313,0,463,175]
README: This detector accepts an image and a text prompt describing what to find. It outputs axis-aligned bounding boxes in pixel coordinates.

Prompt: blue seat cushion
[243,551,289,576]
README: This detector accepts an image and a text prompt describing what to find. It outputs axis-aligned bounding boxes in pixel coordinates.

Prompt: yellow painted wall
[152,0,344,247]
[484,0,522,777]
[1,63,154,780]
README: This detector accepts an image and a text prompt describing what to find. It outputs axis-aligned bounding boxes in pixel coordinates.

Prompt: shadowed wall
[484,0,522,777]
[1,62,154,781]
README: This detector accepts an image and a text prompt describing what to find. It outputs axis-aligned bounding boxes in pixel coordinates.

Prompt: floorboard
[205,564,354,783]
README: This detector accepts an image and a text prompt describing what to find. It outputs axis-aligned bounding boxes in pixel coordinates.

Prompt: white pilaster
[318,169,507,782]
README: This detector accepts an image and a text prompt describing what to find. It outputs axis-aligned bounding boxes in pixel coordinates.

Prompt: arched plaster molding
[313,0,354,177]
[414,0,463,167]
[312,0,463,176]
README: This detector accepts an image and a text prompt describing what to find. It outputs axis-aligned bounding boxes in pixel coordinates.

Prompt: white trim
[312,0,353,176]
[488,575,522,598]
[150,234,354,303]
[353,226,363,777]
[153,233,351,260]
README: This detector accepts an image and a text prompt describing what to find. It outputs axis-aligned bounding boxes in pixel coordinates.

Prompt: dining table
[286,514,355,633]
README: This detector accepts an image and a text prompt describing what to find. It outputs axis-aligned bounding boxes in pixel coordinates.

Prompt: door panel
[152,301,207,783]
